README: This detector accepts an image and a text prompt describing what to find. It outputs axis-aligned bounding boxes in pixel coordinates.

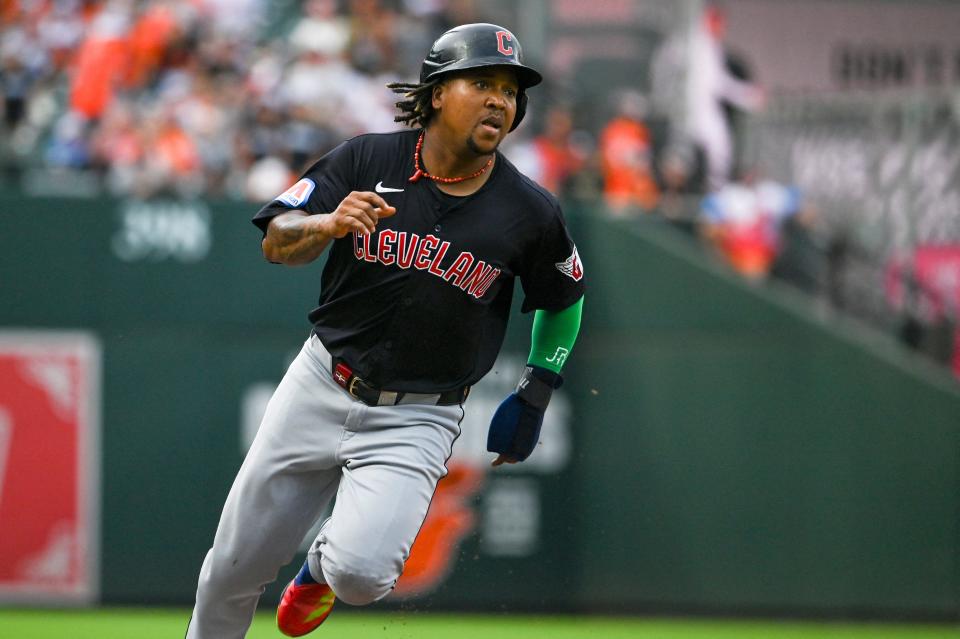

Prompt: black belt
[331,358,469,407]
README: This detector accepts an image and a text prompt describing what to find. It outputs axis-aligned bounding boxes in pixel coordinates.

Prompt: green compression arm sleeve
[528,296,584,374]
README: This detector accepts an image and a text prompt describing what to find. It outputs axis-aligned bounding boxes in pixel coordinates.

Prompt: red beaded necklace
[408,131,493,184]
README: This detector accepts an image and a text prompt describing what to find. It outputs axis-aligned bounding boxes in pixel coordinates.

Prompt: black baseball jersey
[253,129,585,393]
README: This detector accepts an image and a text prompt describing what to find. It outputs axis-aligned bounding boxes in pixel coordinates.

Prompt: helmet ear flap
[510,89,527,131]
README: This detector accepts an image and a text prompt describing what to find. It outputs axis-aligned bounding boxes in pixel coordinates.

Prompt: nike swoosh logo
[375,181,404,193]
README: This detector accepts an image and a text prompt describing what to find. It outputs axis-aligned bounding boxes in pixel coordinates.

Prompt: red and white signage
[0,332,100,603]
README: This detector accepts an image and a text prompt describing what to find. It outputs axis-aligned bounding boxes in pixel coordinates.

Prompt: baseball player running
[185,23,585,638]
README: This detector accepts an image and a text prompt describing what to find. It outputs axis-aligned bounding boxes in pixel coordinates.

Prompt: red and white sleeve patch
[274,178,315,207]
[555,246,583,281]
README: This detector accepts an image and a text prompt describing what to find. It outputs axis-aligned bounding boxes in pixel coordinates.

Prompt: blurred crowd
[2,0,800,280]
[0,0,483,200]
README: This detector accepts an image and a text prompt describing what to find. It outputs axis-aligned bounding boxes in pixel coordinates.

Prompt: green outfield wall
[1,195,958,618]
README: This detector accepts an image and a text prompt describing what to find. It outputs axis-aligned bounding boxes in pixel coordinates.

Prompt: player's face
[433,67,519,155]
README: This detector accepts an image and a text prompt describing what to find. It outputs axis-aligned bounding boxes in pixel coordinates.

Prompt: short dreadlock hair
[386,80,440,129]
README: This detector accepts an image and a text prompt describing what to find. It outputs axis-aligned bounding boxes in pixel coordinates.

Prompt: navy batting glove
[487,366,563,462]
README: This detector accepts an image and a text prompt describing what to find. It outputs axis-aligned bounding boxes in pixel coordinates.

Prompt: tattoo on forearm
[275,220,310,258]
[268,215,330,262]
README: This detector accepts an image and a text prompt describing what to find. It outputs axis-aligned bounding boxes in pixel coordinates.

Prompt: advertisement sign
[724,0,960,92]
[0,332,100,603]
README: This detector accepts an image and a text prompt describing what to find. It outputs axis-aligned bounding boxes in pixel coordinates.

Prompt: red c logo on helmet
[496,30,513,56]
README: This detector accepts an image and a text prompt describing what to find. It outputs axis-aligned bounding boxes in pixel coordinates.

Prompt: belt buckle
[347,375,362,399]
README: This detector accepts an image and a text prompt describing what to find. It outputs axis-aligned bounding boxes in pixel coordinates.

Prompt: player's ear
[431,82,445,110]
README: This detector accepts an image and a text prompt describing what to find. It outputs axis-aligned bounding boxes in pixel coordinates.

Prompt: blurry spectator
[4,77,58,178]
[687,4,763,190]
[655,139,703,222]
[194,31,245,78]
[135,107,203,197]
[348,0,398,74]
[529,105,587,196]
[886,246,960,378]
[1,22,48,142]
[89,99,143,194]
[289,0,351,57]
[124,1,181,89]
[0,51,32,130]
[1,18,51,77]
[196,0,266,40]
[174,72,235,193]
[340,71,402,135]
[245,43,285,98]
[244,154,295,202]
[69,2,132,120]
[499,128,543,187]
[45,110,91,169]
[35,2,87,71]
[248,103,290,162]
[699,173,808,282]
[154,110,200,177]
[280,47,358,165]
[393,0,447,72]
[598,90,659,215]
[652,3,764,191]
[0,21,46,179]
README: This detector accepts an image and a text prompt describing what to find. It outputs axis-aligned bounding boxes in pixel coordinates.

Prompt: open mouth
[480,115,503,133]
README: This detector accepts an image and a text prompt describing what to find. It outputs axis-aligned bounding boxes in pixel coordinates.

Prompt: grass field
[1,609,958,639]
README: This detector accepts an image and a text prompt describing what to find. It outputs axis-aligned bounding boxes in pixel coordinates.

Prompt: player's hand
[324,191,397,238]
[486,367,563,466]
[487,394,545,464]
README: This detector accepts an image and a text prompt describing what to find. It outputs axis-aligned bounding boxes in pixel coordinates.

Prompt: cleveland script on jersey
[253,129,585,393]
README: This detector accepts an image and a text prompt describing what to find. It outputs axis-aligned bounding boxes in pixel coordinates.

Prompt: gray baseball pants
[186,334,463,639]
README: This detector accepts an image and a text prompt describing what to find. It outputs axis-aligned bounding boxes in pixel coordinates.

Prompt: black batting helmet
[420,23,542,131]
